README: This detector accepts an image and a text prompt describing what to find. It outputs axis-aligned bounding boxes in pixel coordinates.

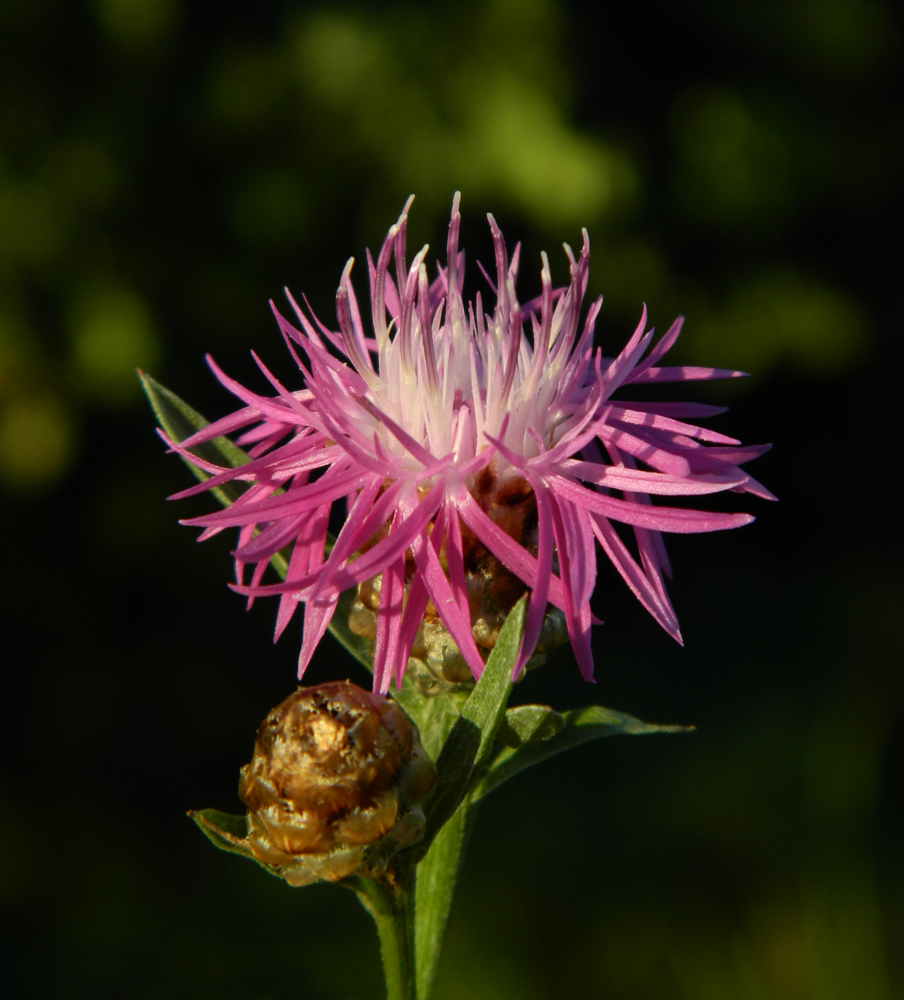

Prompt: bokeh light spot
[294,13,383,103]
[0,393,77,490]
[288,5,637,235]
[92,0,179,47]
[689,268,871,376]
[68,286,161,405]
[458,74,639,229]
[783,0,898,79]
[0,173,60,268]
[672,87,798,234]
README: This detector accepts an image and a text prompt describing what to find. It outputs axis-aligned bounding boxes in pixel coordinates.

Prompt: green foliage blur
[0,0,900,997]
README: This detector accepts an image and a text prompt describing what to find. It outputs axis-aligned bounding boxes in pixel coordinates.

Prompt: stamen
[399,245,429,376]
[336,259,379,391]
[418,261,440,396]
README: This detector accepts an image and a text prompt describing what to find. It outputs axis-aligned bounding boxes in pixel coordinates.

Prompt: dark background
[1,1,901,997]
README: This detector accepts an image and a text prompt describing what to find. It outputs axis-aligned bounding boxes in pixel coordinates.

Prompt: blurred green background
[1,0,901,997]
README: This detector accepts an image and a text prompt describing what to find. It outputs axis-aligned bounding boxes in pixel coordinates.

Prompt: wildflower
[165,194,772,692]
[237,681,435,886]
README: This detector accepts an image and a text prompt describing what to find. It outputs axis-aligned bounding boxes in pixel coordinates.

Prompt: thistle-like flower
[166,194,772,692]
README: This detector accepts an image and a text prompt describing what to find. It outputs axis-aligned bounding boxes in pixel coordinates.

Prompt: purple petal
[409,504,486,680]
[546,486,595,680]
[558,460,746,496]
[454,484,573,613]
[516,474,553,677]
[549,475,756,533]
[607,405,740,446]
[590,514,681,641]
[625,365,747,384]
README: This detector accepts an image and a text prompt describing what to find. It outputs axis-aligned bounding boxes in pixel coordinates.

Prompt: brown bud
[239,681,435,886]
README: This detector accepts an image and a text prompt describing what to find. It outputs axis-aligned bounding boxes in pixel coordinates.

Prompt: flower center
[348,468,564,692]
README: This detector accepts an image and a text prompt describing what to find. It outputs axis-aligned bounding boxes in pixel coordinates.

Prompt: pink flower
[166,194,772,693]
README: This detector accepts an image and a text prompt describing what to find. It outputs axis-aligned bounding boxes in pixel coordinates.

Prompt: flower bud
[238,681,436,886]
[349,585,568,696]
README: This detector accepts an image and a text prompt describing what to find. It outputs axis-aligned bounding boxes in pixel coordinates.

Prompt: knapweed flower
[166,194,772,693]
[238,681,435,886]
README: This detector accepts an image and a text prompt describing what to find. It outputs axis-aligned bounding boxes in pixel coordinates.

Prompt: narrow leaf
[140,373,290,579]
[140,372,250,503]
[408,690,470,764]
[471,705,692,802]
[421,597,525,840]
[495,704,565,748]
[189,809,280,878]
[460,594,526,769]
[414,805,468,1000]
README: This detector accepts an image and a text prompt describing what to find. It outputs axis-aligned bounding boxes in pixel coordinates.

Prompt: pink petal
[549,475,755,533]
[546,486,595,680]
[515,474,553,677]
[590,514,681,641]
[409,504,486,680]
[625,365,747,384]
[607,405,740,446]
[454,485,573,613]
[557,459,746,496]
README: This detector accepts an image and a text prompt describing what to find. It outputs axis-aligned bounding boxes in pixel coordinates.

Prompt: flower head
[239,681,435,886]
[166,194,772,692]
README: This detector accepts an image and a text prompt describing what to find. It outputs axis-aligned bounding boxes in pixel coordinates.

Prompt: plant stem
[357,866,417,1000]
[353,801,473,1000]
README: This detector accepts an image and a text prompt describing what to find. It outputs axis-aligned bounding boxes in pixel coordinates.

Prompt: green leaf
[140,372,291,580]
[495,704,565,748]
[459,594,526,770]
[420,596,525,841]
[405,612,531,998]
[188,809,280,878]
[140,372,250,500]
[414,804,468,1000]
[395,687,466,764]
[471,705,692,802]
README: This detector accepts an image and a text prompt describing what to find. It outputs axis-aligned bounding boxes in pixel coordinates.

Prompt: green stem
[354,802,473,1000]
[356,866,417,1000]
